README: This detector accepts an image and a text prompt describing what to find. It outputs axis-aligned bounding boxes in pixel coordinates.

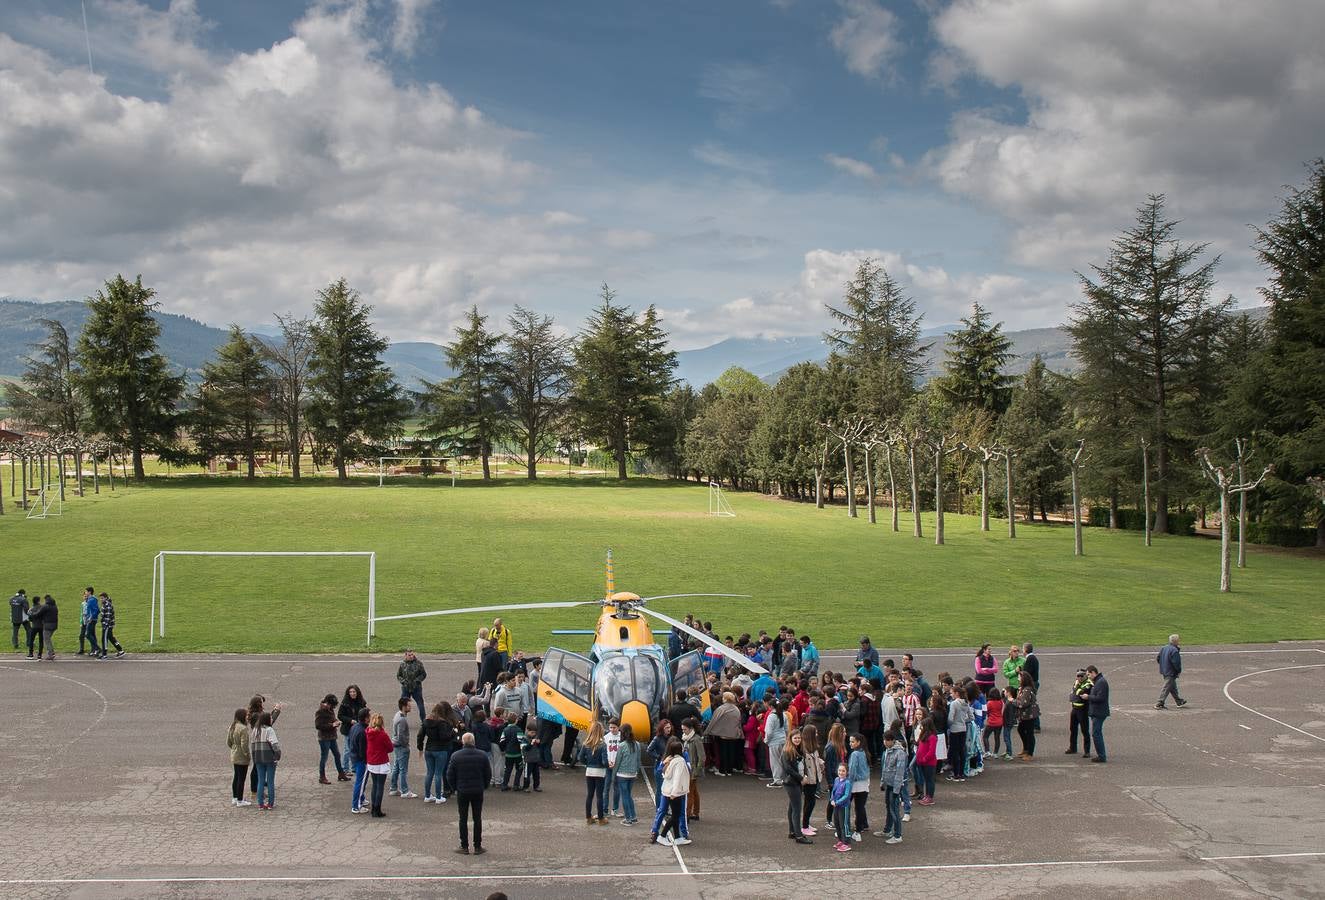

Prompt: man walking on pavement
[78,587,101,658]
[1066,668,1092,756]
[447,732,492,856]
[1086,665,1109,763]
[9,589,29,652]
[397,649,428,725]
[1156,634,1187,709]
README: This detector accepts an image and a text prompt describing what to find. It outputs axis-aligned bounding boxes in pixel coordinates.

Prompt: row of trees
[4,163,1321,549]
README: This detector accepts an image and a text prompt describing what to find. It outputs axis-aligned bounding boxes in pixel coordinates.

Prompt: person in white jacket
[655,738,691,847]
[764,699,789,787]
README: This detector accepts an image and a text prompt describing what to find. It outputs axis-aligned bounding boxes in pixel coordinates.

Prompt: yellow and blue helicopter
[390,551,767,740]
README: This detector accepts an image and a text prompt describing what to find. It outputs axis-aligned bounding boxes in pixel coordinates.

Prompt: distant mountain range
[0,297,1266,392]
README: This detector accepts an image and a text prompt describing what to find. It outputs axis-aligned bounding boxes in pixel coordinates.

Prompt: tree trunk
[75,452,84,497]
[1236,457,1246,568]
[1005,452,1016,539]
[335,447,347,481]
[1108,487,1118,530]
[908,444,922,538]
[934,447,945,546]
[108,454,116,491]
[843,443,857,518]
[132,445,146,481]
[1071,467,1083,557]
[1218,489,1231,593]
[58,453,66,502]
[20,454,28,509]
[814,468,824,508]
[1199,504,1207,529]
[1142,443,1152,546]
[864,447,876,524]
[289,425,302,481]
[247,445,256,480]
[483,447,493,480]
[1038,495,1047,523]
[616,435,628,480]
[93,454,100,494]
[886,448,899,532]
[979,459,990,531]
[527,432,538,480]
[0,453,5,515]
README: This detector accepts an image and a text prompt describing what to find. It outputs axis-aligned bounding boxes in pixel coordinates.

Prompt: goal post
[708,481,735,517]
[149,551,377,645]
[377,457,457,487]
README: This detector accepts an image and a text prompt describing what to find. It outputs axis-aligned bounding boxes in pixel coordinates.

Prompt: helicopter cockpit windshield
[594,653,667,722]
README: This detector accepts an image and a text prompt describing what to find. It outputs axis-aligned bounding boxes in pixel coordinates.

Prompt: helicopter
[380,550,767,740]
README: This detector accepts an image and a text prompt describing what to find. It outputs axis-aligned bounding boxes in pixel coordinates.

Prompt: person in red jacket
[365,713,395,818]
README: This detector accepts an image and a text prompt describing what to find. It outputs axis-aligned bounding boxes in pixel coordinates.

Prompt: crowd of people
[218,616,1161,859]
[9,587,125,660]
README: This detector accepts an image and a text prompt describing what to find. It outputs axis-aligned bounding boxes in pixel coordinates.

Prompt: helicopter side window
[557,652,593,708]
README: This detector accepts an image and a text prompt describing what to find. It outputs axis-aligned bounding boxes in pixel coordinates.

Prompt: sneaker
[423,796,435,803]
[1091,756,1107,763]
[794,835,813,844]
[1176,699,1188,708]
[902,813,911,822]
[801,827,816,836]
[1155,702,1166,709]
[767,780,783,787]
[116,650,125,658]
[622,819,636,826]
[657,836,674,847]
[437,795,447,803]
[473,846,486,855]
[237,799,253,807]
[1003,753,1013,760]
[673,837,692,846]
[850,832,861,842]
[834,842,849,852]
[231,798,240,807]
[402,792,417,799]
[918,797,934,806]
[388,789,399,796]
[455,847,470,855]
[1065,749,1077,754]
[886,836,903,844]
[872,830,889,837]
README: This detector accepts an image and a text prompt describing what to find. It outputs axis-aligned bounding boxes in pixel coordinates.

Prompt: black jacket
[416,717,455,753]
[1087,675,1110,719]
[446,747,492,795]
[478,646,502,687]
[8,593,27,626]
[1023,653,1040,688]
[667,702,700,734]
[31,600,57,631]
[337,697,366,737]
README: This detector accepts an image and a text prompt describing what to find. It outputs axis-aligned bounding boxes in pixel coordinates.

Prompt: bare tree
[966,443,1005,532]
[1232,438,1255,569]
[824,418,869,518]
[1196,447,1272,592]
[861,427,887,525]
[894,427,924,538]
[1140,437,1152,547]
[814,435,831,509]
[923,432,961,545]
[883,427,902,532]
[260,315,314,480]
[1000,445,1016,538]
[1052,439,1090,556]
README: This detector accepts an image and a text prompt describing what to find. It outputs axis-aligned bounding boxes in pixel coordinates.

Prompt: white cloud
[824,153,879,181]
[830,0,902,80]
[927,0,1325,301]
[390,0,438,56]
[693,141,773,177]
[698,61,790,128]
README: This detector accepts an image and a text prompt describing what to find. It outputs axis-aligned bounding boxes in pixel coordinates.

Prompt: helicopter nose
[621,700,651,742]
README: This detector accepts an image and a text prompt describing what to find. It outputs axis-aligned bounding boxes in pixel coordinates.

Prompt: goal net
[26,482,63,520]
[377,457,457,486]
[708,481,735,517]
[149,551,377,645]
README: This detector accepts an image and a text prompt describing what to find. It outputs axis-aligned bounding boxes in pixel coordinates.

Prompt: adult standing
[97,593,124,659]
[655,738,691,846]
[706,692,743,775]
[315,693,349,783]
[348,708,370,814]
[478,641,503,692]
[418,702,455,804]
[9,589,28,652]
[490,618,513,671]
[475,628,490,677]
[973,644,998,693]
[782,729,812,844]
[337,685,367,771]
[1155,634,1187,709]
[365,713,394,817]
[227,708,253,807]
[1014,670,1038,760]
[447,732,492,855]
[250,711,281,810]
[1001,645,1024,688]
[764,699,788,786]
[798,635,820,679]
[36,595,58,660]
[854,636,879,670]
[397,649,428,726]
[78,587,100,657]
[667,690,700,736]
[1066,668,1093,757]
[1023,642,1041,731]
[1086,665,1110,763]
[24,595,46,659]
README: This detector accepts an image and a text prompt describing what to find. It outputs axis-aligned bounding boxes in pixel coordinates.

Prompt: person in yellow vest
[1066,668,1093,756]
[491,618,513,670]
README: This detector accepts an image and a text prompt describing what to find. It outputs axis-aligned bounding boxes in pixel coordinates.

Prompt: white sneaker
[673,837,692,846]
[231,798,239,807]
[886,836,902,844]
[850,832,862,842]
[438,795,447,803]
[902,813,911,822]
[236,799,253,807]
[388,789,400,796]
[402,792,418,799]
[423,796,434,803]
[657,836,674,846]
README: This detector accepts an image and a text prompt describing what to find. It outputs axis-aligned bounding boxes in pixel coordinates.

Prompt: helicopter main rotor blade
[637,606,769,676]
[372,599,601,624]
[638,593,752,603]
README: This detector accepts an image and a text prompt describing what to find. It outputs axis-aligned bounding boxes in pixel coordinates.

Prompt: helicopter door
[669,651,713,722]
[536,648,595,732]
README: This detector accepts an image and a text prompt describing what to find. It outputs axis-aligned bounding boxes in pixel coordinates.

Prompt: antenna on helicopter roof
[605,548,614,600]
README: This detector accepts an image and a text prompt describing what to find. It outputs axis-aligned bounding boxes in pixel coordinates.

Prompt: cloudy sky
[1,1,1322,348]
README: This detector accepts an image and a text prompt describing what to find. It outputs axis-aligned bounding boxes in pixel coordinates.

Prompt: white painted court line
[641,761,689,874]
[1222,664,1325,744]
[4,851,1324,885]
[1237,724,1253,730]
[0,664,110,756]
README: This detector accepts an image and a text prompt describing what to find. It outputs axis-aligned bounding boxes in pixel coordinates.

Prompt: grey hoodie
[392,711,410,749]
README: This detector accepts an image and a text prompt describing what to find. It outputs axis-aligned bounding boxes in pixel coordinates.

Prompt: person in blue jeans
[348,708,370,812]
[613,724,642,824]
[1086,666,1110,763]
[397,649,428,726]
[417,703,453,803]
[78,587,100,657]
[315,694,348,783]
[876,731,906,843]
[252,711,281,810]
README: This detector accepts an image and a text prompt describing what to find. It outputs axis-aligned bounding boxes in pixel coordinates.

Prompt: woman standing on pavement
[782,729,812,844]
[764,698,788,786]
[338,685,367,771]
[798,725,824,837]
[315,694,348,784]
[974,644,998,694]
[227,708,252,807]
[655,738,691,847]
[365,712,394,817]
[1015,670,1039,760]
[580,721,609,825]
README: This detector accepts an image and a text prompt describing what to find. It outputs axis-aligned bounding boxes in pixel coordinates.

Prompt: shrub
[1237,522,1317,548]
[1087,507,1195,536]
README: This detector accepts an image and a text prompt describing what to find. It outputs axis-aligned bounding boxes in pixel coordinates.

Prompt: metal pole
[160,552,166,637]
[367,552,376,644]
[149,554,158,644]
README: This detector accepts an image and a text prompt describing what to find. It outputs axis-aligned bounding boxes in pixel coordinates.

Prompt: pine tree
[74,275,184,480]
[1071,195,1229,533]
[1252,159,1325,545]
[423,306,507,480]
[4,319,85,434]
[193,326,271,479]
[570,285,677,480]
[1000,355,1068,522]
[938,302,1013,414]
[501,306,571,481]
[306,278,408,481]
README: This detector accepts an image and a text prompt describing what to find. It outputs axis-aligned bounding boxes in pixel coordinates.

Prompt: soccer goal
[708,481,735,517]
[377,457,457,487]
[26,482,63,520]
[149,551,377,645]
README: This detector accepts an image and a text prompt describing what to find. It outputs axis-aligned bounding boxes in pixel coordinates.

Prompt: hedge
[1236,522,1318,548]
[1087,507,1195,536]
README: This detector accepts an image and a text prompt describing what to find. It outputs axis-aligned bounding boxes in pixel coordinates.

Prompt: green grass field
[1,477,1321,654]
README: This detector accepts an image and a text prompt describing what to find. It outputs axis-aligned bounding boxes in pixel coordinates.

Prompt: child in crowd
[829,762,853,852]
[984,687,1005,758]
[913,717,938,806]
[877,731,905,843]
[500,712,523,790]
[605,719,622,815]
[846,732,870,840]
[1001,687,1018,760]
[521,726,542,792]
